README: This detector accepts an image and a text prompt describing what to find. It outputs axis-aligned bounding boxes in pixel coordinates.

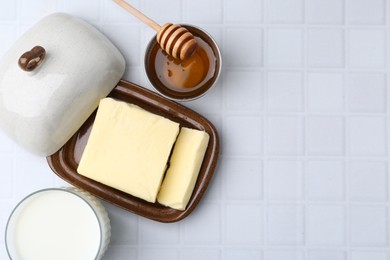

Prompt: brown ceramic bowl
[47,80,220,223]
[144,25,222,101]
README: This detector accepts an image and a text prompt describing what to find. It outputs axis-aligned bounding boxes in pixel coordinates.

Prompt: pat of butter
[77,98,179,203]
[157,127,209,210]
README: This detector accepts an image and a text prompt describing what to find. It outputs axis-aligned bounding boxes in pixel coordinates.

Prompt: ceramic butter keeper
[0,13,125,156]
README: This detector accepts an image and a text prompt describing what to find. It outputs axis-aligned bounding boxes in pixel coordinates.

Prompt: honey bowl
[144,25,222,101]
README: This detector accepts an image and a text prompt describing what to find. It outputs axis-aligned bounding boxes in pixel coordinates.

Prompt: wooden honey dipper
[113,0,198,60]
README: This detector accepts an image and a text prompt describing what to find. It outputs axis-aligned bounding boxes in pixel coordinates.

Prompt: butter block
[77,98,179,203]
[157,127,210,210]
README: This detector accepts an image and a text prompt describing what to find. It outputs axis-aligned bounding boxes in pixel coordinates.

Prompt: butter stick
[157,127,209,210]
[77,98,179,203]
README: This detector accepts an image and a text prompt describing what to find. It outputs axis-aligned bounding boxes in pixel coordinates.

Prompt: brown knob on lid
[18,46,46,72]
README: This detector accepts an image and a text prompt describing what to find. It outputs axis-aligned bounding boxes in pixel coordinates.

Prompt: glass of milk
[5,187,111,260]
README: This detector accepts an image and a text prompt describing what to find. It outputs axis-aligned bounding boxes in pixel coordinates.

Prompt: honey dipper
[113,0,198,60]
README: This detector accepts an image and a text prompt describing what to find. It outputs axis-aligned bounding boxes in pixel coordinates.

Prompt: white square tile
[13,156,56,199]
[351,251,389,260]
[225,0,263,24]
[0,0,16,20]
[306,0,344,24]
[225,248,263,260]
[19,0,57,20]
[13,140,33,155]
[267,71,304,112]
[223,115,263,156]
[0,156,12,199]
[266,205,304,245]
[140,25,154,48]
[140,248,179,260]
[307,73,344,112]
[0,244,9,260]
[0,128,15,153]
[104,246,137,260]
[348,30,386,68]
[181,248,221,260]
[199,25,223,46]
[58,0,100,22]
[224,159,263,200]
[266,116,304,155]
[306,205,345,246]
[349,117,387,156]
[307,29,344,67]
[54,177,72,187]
[183,203,221,244]
[347,0,385,25]
[0,201,13,244]
[265,160,303,200]
[225,203,263,244]
[265,250,303,260]
[188,81,222,113]
[265,0,304,23]
[307,251,346,260]
[224,27,263,67]
[349,161,388,202]
[266,29,303,67]
[350,206,388,246]
[306,160,345,201]
[143,0,182,24]
[387,32,390,69]
[139,218,179,244]
[102,0,142,23]
[307,117,345,155]
[103,203,138,245]
[123,67,142,87]
[184,0,223,24]
[0,24,17,57]
[18,22,36,37]
[348,73,386,113]
[225,70,264,112]
[102,25,141,67]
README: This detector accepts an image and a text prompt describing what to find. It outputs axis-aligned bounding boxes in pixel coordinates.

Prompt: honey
[149,36,216,92]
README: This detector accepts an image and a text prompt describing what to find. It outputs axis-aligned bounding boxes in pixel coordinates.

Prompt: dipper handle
[113,0,161,31]
[113,0,198,60]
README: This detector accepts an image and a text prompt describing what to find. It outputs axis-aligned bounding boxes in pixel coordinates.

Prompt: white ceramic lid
[0,13,125,156]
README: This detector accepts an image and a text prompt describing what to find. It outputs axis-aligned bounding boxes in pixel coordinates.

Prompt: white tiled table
[1,0,390,259]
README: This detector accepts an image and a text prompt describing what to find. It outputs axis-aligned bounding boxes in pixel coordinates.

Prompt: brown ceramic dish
[47,80,220,223]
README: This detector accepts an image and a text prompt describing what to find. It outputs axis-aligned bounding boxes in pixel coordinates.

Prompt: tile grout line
[262,0,269,248]
[387,0,390,247]
[260,0,267,251]
[344,0,352,258]
[220,0,228,250]
[302,0,308,251]
[385,3,390,226]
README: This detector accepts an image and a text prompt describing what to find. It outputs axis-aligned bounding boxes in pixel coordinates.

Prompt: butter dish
[47,80,220,223]
[0,13,125,156]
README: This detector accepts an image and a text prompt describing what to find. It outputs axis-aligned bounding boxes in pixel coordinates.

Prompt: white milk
[6,189,108,260]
